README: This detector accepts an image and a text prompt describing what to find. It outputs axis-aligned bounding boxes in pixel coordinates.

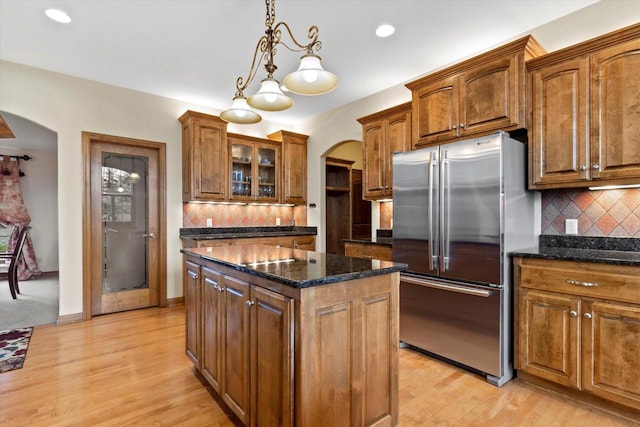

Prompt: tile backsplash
[542,188,640,237]
[183,203,307,228]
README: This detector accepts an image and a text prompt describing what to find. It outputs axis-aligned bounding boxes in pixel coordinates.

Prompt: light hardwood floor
[1,306,637,426]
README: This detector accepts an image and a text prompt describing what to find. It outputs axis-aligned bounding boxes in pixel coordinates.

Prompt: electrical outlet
[206,218,212,227]
[565,219,578,235]
[276,218,281,226]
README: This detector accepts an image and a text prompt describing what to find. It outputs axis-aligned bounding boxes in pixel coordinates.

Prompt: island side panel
[296,272,400,427]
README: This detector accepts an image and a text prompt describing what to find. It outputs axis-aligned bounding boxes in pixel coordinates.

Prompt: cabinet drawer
[345,242,392,262]
[516,258,640,304]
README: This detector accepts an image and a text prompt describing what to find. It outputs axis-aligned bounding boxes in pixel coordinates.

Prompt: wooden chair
[0,226,30,299]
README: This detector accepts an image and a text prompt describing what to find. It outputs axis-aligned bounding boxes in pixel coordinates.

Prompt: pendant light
[220,0,337,124]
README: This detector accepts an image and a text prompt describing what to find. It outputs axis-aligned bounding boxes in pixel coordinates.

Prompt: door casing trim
[82,131,167,320]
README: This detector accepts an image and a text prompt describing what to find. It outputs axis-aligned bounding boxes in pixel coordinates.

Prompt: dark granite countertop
[510,236,640,266]
[180,226,317,240]
[181,244,407,288]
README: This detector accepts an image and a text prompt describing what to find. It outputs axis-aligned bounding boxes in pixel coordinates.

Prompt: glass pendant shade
[283,54,338,95]
[220,95,262,124]
[247,78,294,111]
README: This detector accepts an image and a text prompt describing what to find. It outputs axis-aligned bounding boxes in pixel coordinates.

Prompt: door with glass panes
[86,134,164,316]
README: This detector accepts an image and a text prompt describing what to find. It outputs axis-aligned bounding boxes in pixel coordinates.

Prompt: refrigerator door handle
[440,151,450,271]
[428,152,436,270]
[401,275,491,298]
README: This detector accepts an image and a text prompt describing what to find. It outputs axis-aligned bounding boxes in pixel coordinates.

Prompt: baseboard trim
[57,313,83,325]
[167,297,184,307]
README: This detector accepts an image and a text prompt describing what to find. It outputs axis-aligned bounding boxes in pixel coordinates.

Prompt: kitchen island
[181,244,407,427]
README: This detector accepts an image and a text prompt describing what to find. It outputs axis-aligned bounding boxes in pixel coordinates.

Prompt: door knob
[584,313,592,319]
[569,310,578,317]
[143,232,156,238]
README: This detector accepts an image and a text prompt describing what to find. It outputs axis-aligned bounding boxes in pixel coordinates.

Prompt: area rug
[0,327,33,373]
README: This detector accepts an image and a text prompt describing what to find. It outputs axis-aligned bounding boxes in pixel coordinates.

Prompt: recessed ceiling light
[375,24,395,38]
[45,8,72,24]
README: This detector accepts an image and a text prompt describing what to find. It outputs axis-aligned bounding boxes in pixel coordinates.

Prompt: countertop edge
[181,248,407,288]
[510,250,640,267]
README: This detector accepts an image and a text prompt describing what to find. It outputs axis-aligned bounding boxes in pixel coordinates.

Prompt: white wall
[0,0,638,316]
[0,61,294,317]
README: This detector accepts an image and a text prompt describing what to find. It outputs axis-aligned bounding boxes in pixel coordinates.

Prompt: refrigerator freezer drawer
[400,275,503,378]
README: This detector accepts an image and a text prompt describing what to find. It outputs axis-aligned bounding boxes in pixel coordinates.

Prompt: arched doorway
[323,140,371,255]
[0,111,59,329]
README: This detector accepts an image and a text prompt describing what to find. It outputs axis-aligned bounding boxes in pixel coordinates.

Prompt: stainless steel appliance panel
[392,148,439,276]
[400,274,502,377]
[440,136,501,285]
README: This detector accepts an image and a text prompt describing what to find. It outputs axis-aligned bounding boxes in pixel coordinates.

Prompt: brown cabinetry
[202,267,223,393]
[184,261,295,426]
[179,111,228,202]
[344,241,393,262]
[249,284,294,427]
[184,234,316,251]
[229,133,280,203]
[514,257,640,412]
[292,236,315,250]
[357,102,411,200]
[179,111,308,205]
[185,260,202,367]
[528,23,640,189]
[406,36,545,148]
[268,130,308,205]
[528,57,589,186]
[183,252,400,426]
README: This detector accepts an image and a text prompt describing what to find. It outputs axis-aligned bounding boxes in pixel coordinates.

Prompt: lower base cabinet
[184,254,399,426]
[515,257,640,414]
[196,266,294,425]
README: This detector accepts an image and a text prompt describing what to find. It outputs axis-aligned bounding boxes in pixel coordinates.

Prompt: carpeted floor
[0,273,59,330]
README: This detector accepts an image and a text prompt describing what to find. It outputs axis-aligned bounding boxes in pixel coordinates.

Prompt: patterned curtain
[0,157,40,280]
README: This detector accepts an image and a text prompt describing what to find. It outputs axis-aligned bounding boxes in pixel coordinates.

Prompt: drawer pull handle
[569,310,578,317]
[566,279,598,287]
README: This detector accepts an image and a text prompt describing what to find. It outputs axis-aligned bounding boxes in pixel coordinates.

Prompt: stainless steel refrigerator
[393,131,539,386]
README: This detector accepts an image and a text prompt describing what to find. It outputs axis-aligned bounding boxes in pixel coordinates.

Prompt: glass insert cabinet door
[101,153,148,293]
[230,140,279,202]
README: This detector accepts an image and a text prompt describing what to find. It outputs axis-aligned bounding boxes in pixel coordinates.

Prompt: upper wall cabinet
[528,23,640,189]
[406,36,546,148]
[179,110,228,202]
[179,111,308,205]
[268,130,308,205]
[229,133,280,203]
[357,102,411,200]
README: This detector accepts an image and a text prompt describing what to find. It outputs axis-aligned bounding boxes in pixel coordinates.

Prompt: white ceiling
[0,0,631,128]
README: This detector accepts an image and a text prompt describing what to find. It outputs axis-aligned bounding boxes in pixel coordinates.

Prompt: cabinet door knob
[580,165,587,171]
[452,125,457,130]
[217,287,225,293]
[569,310,578,317]
[592,164,600,170]
[584,312,592,319]
[460,123,465,128]
[246,300,255,306]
